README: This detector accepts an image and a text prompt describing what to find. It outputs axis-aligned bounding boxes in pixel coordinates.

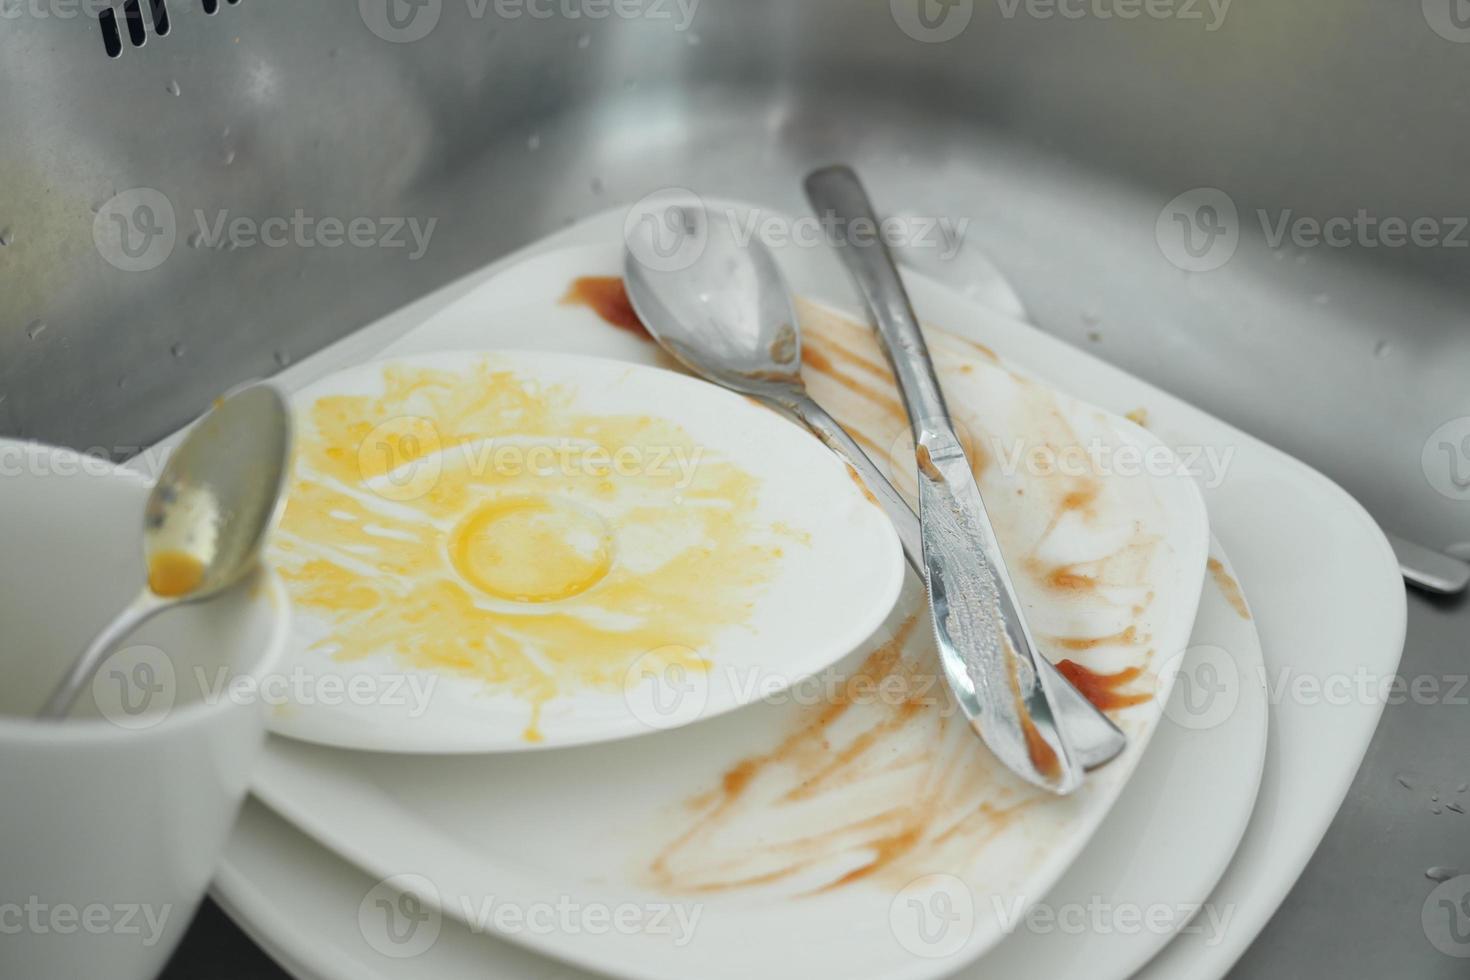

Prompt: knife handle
[804,164,953,444]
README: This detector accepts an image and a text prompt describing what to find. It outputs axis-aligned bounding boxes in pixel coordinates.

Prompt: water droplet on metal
[590,176,604,195]
[166,79,181,97]
[1450,803,1466,815]
[1374,340,1391,358]
[170,343,186,359]
[188,231,205,249]
[527,133,541,152]
[25,320,47,341]
[273,350,291,368]
[0,227,12,247]
[576,33,590,49]
[1428,867,1460,882]
[1433,793,1441,802]
[1432,804,1444,815]
[1397,774,1414,789]
[222,149,237,167]
[116,375,129,389]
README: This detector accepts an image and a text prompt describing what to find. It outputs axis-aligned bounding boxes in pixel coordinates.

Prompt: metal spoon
[623,205,1125,773]
[39,383,293,719]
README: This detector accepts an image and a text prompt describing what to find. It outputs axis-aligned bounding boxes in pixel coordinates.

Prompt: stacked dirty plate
[142,205,1402,980]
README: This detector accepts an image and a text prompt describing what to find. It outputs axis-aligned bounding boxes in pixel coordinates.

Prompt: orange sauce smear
[648,614,1040,895]
[1208,557,1251,619]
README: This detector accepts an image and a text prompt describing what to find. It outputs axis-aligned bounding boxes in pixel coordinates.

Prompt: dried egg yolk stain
[271,361,782,740]
[147,550,207,598]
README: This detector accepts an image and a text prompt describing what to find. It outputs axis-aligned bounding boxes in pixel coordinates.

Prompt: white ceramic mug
[0,439,289,980]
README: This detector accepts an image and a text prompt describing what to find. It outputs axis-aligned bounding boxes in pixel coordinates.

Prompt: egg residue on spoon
[270,359,784,742]
[147,550,208,598]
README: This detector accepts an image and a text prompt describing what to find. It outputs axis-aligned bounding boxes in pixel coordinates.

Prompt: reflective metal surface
[625,200,1126,783]
[5,0,1468,975]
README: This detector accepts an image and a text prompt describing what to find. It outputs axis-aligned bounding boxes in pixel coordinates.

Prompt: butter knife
[805,165,1085,794]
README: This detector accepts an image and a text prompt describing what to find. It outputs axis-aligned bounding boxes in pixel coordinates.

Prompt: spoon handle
[784,393,924,561]
[39,590,169,719]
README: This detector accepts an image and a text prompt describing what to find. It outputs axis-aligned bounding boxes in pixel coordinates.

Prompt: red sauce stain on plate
[1056,660,1152,712]
[561,276,650,340]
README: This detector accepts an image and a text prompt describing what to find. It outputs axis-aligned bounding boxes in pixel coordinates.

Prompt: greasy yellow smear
[148,550,207,598]
[272,361,781,741]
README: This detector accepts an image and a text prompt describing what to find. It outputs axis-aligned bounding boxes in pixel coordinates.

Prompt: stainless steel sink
[4,1,1467,976]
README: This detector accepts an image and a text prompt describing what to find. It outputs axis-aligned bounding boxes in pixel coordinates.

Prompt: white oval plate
[266,350,904,752]
[219,534,1265,980]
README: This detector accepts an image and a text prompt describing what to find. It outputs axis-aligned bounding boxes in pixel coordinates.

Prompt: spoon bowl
[624,206,805,400]
[142,384,294,598]
[39,383,293,718]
